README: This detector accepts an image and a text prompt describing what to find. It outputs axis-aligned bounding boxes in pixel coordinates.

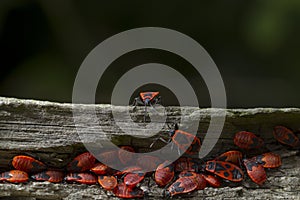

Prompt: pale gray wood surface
[0,97,299,199]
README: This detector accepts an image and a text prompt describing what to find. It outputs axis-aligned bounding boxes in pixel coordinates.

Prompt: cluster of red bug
[0,125,298,198]
[1,92,299,198]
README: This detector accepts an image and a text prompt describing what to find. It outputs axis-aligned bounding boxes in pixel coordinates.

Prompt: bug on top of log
[132,91,161,122]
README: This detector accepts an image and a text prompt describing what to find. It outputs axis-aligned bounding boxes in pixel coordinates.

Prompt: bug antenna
[144,103,147,123]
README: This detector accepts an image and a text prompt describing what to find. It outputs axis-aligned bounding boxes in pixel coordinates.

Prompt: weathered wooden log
[0,97,299,199]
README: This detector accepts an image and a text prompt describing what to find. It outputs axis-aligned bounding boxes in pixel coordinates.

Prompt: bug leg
[149,103,160,115]
[132,97,144,111]
[177,146,181,156]
[144,103,147,123]
[150,137,159,148]
[150,137,169,148]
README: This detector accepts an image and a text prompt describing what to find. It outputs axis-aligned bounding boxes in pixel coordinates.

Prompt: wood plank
[0,97,299,199]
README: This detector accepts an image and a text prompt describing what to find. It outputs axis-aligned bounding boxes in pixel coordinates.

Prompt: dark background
[0,1,299,108]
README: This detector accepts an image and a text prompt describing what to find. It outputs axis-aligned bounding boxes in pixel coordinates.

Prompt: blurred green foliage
[0,0,299,107]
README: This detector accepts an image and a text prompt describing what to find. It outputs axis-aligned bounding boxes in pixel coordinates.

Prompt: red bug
[12,155,46,173]
[178,170,197,178]
[114,166,142,176]
[67,152,96,172]
[137,155,161,172]
[96,150,119,167]
[194,173,206,190]
[118,146,135,165]
[133,92,160,107]
[205,160,244,182]
[31,170,64,183]
[154,160,175,187]
[234,131,264,150]
[202,174,221,188]
[252,152,282,168]
[166,176,199,197]
[98,175,118,190]
[174,157,199,172]
[0,170,28,183]
[178,171,206,190]
[273,126,299,147]
[90,163,110,175]
[132,92,161,122]
[243,158,267,185]
[65,172,97,185]
[113,183,144,199]
[124,171,146,188]
[170,124,201,155]
[150,124,201,155]
[215,150,243,165]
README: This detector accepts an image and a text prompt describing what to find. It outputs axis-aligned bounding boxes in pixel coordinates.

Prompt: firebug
[273,126,299,147]
[215,150,242,165]
[151,123,201,155]
[0,170,28,183]
[154,160,174,187]
[98,175,118,190]
[234,131,264,150]
[118,146,135,165]
[243,158,266,185]
[137,155,161,172]
[202,174,221,188]
[90,163,110,175]
[205,160,243,182]
[252,152,282,168]
[65,172,97,185]
[178,171,206,190]
[113,183,144,199]
[31,170,64,183]
[12,155,46,174]
[124,171,145,188]
[174,157,199,172]
[166,176,199,197]
[132,91,161,122]
[67,152,96,172]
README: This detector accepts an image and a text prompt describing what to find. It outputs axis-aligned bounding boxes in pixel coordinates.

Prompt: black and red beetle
[12,155,46,174]
[67,152,96,172]
[154,160,175,187]
[0,170,28,183]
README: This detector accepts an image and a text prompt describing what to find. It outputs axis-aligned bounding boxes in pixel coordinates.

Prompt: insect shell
[124,171,146,188]
[118,146,135,165]
[174,157,200,172]
[273,126,299,147]
[98,175,118,190]
[65,172,97,185]
[67,152,96,172]
[12,155,46,174]
[0,170,28,183]
[154,160,175,187]
[205,160,244,182]
[178,171,206,190]
[139,92,160,105]
[167,124,201,155]
[215,150,243,165]
[166,176,199,197]
[234,131,264,150]
[113,183,144,199]
[243,158,267,185]
[252,152,282,168]
[31,170,64,183]
[202,174,221,188]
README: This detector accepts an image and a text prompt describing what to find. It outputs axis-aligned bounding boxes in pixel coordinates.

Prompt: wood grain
[0,97,299,199]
